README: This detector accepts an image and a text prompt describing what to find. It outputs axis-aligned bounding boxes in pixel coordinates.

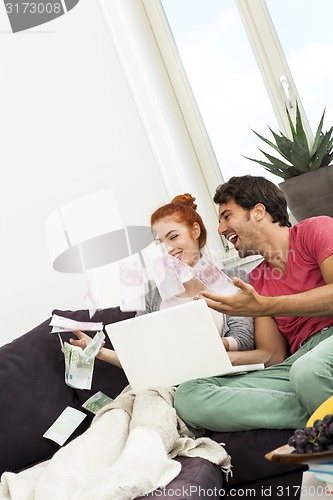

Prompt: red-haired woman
[70,194,256,366]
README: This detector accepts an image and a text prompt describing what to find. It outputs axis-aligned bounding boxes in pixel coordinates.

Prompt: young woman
[70,194,255,366]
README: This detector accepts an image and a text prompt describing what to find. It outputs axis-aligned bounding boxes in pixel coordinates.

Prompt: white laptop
[106,299,264,393]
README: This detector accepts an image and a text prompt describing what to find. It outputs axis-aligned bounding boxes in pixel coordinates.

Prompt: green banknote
[82,391,114,414]
[63,342,95,390]
[82,330,105,360]
[43,406,87,446]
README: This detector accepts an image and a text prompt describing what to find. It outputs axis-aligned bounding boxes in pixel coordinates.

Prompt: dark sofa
[0,306,306,499]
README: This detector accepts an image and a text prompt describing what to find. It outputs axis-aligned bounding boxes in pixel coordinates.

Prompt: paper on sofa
[43,406,87,446]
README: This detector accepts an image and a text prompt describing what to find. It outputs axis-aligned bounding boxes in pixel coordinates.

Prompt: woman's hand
[70,330,122,367]
[69,330,105,358]
[70,330,92,349]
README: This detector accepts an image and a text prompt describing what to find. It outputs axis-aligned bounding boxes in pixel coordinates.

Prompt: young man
[174,175,333,432]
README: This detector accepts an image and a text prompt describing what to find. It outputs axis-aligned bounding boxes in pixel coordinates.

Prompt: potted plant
[245,103,333,221]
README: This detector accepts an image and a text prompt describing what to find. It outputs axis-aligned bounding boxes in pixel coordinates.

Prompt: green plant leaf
[310,108,326,157]
[309,130,333,169]
[324,152,333,166]
[288,140,311,172]
[251,129,281,153]
[286,106,297,140]
[257,149,291,170]
[269,130,295,162]
[243,156,291,178]
[246,101,331,177]
[262,166,290,179]
[293,103,309,151]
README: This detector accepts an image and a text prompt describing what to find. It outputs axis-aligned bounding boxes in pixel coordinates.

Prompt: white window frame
[100,0,314,268]
[234,0,313,143]
[99,0,236,265]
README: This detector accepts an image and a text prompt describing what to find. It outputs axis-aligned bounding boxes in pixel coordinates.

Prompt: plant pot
[279,166,333,222]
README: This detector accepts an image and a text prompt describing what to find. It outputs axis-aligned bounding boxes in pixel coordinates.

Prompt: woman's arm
[96,346,122,367]
[135,280,161,317]
[69,330,122,368]
[69,282,161,367]
[223,314,254,351]
[228,317,288,367]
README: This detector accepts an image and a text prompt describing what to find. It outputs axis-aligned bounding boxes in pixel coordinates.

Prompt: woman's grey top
[136,268,254,351]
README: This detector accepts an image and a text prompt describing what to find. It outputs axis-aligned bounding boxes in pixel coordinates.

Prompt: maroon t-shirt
[250,216,333,353]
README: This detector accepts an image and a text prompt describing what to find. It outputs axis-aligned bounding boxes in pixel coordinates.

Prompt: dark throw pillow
[0,306,135,474]
[0,318,87,474]
[52,307,135,416]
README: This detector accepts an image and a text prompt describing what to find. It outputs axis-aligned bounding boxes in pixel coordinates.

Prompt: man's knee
[174,379,199,424]
[289,356,310,391]
[290,352,333,413]
[174,378,214,428]
[290,350,330,391]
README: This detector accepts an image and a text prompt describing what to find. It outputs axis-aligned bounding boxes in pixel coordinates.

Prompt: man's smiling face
[218,199,261,258]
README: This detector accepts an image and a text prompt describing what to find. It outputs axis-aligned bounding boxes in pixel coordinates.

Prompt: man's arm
[228,317,287,367]
[201,254,333,318]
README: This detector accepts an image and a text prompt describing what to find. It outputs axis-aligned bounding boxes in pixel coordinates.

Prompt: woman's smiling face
[152,217,201,267]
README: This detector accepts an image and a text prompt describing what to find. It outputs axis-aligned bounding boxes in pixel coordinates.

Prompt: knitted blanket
[0,386,231,499]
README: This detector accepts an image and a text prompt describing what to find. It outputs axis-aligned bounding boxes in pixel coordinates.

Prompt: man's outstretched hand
[197,277,266,317]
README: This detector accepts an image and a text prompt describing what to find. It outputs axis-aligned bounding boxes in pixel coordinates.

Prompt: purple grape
[318,435,332,446]
[323,414,333,426]
[288,436,297,447]
[287,413,333,454]
[313,419,325,432]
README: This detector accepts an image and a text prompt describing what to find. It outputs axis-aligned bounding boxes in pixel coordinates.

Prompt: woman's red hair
[150,193,207,249]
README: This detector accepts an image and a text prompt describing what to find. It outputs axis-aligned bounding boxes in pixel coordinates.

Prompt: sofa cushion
[0,305,306,497]
[137,457,223,499]
[0,318,88,475]
[211,429,307,487]
[0,307,135,475]
[52,307,135,416]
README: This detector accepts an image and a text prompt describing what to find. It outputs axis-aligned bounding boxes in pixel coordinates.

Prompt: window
[161,0,333,185]
[161,0,280,184]
[266,0,333,130]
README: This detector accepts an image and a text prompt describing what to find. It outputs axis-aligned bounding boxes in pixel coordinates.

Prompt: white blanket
[0,386,231,499]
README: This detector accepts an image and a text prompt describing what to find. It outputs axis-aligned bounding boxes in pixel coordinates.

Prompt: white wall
[0,0,226,345]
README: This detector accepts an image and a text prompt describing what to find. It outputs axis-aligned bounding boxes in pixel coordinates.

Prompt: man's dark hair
[213,175,291,227]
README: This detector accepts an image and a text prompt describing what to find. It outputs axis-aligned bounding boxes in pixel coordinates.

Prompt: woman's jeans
[174,327,333,431]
